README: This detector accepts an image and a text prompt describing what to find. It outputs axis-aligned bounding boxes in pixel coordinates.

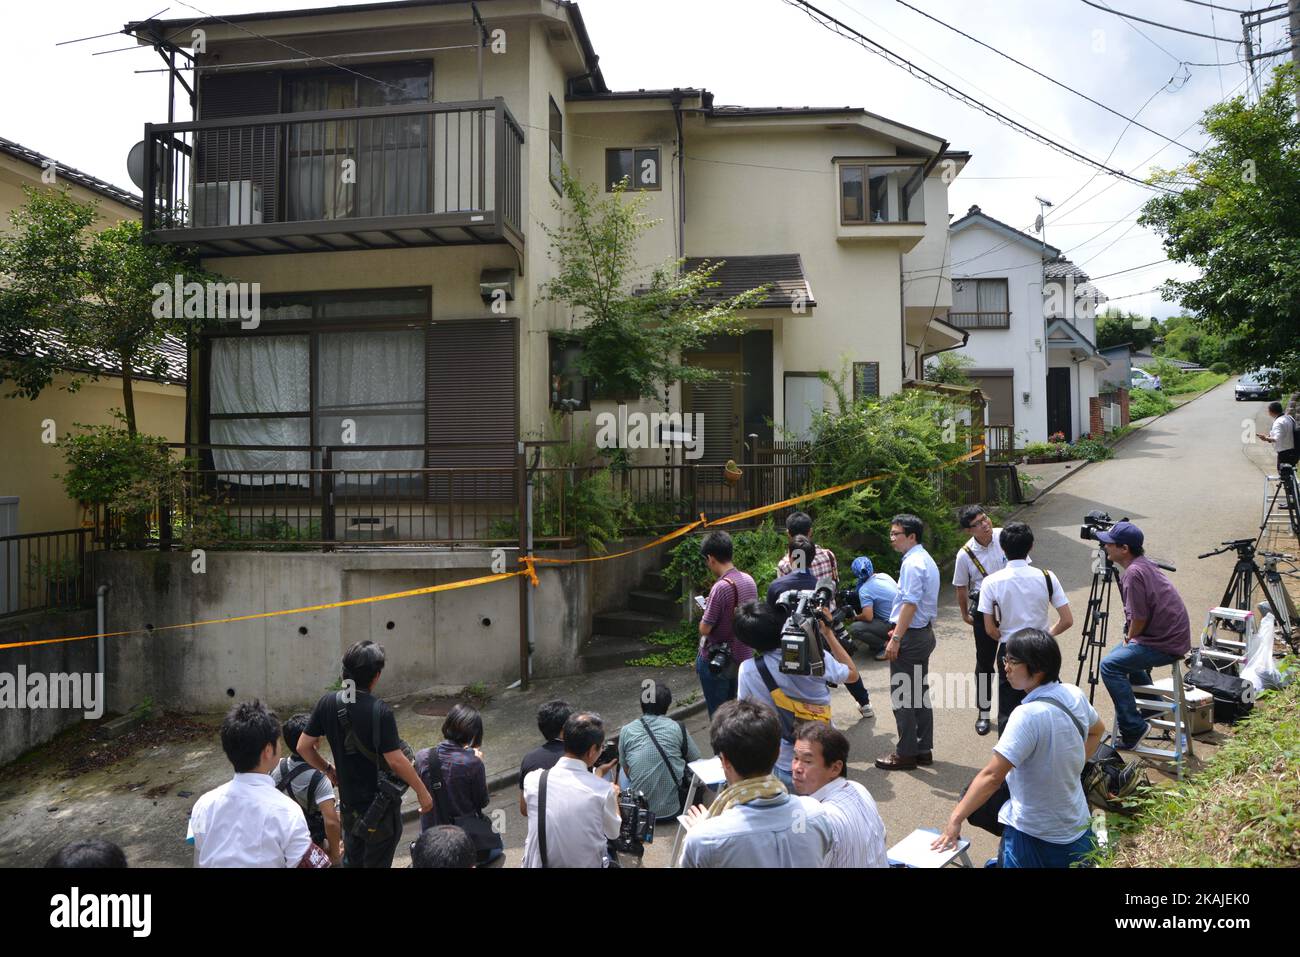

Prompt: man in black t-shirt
[517,699,571,816]
[297,641,433,868]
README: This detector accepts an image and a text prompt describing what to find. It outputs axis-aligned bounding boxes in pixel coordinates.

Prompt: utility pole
[1290,0,1299,114]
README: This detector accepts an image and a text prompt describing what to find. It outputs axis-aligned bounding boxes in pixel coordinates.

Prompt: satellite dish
[1034,213,1044,233]
[126,140,156,191]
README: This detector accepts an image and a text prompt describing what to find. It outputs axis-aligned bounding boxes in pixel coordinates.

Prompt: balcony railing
[948,311,1011,329]
[0,528,97,620]
[143,98,524,257]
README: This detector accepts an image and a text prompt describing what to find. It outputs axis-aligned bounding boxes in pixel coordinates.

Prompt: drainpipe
[96,584,111,691]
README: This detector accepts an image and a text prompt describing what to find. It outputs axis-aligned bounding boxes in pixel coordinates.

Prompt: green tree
[1096,309,1158,351]
[540,167,767,401]
[0,187,207,435]
[1141,65,1300,391]
[924,352,974,386]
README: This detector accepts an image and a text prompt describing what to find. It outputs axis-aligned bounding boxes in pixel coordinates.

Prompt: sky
[2,0,1294,319]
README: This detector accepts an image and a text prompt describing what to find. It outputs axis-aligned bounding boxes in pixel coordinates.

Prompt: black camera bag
[1184,663,1254,721]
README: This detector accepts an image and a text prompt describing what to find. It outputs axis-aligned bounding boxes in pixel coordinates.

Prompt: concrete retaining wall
[0,608,98,767]
[90,540,662,716]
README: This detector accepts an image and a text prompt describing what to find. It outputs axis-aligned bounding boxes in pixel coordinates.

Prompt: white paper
[888,827,969,868]
[687,756,726,787]
[694,595,708,612]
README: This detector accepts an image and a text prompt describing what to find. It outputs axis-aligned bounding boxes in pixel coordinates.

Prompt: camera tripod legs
[1075,558,1117,703]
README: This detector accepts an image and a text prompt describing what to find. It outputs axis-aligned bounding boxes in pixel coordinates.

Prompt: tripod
[1075,543,1119,703]
[1200,537,1299,653]
[1259,462,1300,542]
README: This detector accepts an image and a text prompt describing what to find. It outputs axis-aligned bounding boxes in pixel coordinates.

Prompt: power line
[1179,0,1248,13]
[1079,0,1238,42]
[1088,259,1173,280]
[894,0,1197,152]
[783,1,1180,193]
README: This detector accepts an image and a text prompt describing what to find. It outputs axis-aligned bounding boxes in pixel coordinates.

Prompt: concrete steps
[579,567,683,673]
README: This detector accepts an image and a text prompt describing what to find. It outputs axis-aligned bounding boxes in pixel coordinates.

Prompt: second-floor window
[839,160,925,224]
[950,278,1011,329]
[605,148,661,190]
[550,97,563,194]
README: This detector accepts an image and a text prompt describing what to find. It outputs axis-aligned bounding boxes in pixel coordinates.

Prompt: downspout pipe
[96,584,111,689]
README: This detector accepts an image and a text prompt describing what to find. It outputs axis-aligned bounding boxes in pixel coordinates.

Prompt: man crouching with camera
[734,595,856,792]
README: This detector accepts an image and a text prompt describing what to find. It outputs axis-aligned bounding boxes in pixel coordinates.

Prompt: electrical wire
[893,0,1197,152]
[1079,0,1238,43]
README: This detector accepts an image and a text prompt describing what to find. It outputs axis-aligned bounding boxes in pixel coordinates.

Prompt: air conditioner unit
[191,180,263,226]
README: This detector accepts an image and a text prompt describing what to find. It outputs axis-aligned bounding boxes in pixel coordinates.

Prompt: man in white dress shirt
[521,711,621,868]
[187,700,317,868]
[791,723,888,868]
[977,522,1073,734]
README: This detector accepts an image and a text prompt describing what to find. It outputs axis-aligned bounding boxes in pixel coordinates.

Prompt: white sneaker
[859,703,875,719]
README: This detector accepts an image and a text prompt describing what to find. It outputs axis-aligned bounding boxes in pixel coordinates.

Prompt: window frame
[949,277,1012,330]
[852,361,881,402]
[549,95,563,195]
[837,156,927,225]
[604,147,662,191]
[548,334,590,411]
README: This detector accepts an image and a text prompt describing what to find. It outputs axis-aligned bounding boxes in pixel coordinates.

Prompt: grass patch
[1163,370,1229,397]
[627,619,698,668]
[1095,662,1300,867]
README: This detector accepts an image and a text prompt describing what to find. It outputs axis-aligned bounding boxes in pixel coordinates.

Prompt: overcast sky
[3,0,1293,319]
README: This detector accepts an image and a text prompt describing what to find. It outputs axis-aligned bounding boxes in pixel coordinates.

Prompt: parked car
[1235,369,1279,401]
[1130,368,1162,391]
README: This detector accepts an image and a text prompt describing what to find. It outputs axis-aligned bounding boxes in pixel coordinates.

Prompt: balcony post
[143,123,155,234]
[494,98,506,231]
[321,447,336,553]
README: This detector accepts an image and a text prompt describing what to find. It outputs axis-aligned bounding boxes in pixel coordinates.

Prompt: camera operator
[1257,401,1298,472]
[848,556,897,661]
[735,599,855,791]
[679,699,834,868]
[977,522,1072,734]
[1095,521,1191,749]
[696,531,758,718]
[617,681,702,822]
[769,536,875,718]
[521,712,621,868]
[791,723,888,868]
[776,510,839,582]
[296,640,433,868]
[952,505,1007,736]
[877,514,940,771]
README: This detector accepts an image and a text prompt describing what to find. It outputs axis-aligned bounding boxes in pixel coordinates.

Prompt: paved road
[396,382,1277,868]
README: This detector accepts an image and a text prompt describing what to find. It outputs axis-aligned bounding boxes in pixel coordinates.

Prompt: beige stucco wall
[1,147,188,535]
[1,374,185,534]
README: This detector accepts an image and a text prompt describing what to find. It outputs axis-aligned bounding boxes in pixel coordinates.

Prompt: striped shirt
[811,778,889,868]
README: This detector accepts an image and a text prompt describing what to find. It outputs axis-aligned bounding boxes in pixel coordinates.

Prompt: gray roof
[1132,351,1203,371]
[0,136,141,211]
[1044,257,1092,283]
[682,254,816,309]
[949,204,1061,258]
[6,330,187,385]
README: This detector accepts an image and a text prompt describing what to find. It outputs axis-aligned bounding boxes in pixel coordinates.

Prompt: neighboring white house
[944,205,1109,445]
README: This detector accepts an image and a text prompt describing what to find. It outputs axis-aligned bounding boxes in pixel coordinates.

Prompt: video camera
[775,576,854,676]
[615,788,654,856]
[1079,509,1118,541]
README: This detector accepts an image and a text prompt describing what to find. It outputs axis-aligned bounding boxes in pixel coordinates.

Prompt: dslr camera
[775,576,851,676]
[355,740,415,839]
[615,788,654,856]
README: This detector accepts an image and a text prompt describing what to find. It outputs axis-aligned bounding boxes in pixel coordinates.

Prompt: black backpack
[275,757,327,845]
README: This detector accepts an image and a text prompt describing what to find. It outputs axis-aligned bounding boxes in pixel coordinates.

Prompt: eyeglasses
[1002,655,1022,667]
[888,530,904,538]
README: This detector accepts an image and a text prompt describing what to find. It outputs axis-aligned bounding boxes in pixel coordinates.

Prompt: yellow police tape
[0,445,983,652]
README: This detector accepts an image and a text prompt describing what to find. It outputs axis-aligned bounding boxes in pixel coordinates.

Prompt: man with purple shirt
[1096,521,1191,749]
[697,531,758,717]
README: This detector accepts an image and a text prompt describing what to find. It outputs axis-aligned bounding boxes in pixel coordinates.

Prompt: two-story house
[104,0,970,707]
[946,204,1108,447]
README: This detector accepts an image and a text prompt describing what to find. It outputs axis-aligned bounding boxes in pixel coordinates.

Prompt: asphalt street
[398,381,1278,868]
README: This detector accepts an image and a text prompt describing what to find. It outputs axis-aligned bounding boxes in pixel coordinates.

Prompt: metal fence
[0,528,96,620]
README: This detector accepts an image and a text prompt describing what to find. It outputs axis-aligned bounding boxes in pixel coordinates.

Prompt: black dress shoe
[915,751,933,766]
[975,717,992,736]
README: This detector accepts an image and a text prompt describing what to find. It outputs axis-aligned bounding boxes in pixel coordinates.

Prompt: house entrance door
[1047,367,1072,441]
[683,354,743,466]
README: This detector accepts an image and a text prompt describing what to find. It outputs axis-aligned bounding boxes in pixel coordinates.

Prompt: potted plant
[27,554,80,608]
[723,459,743,485]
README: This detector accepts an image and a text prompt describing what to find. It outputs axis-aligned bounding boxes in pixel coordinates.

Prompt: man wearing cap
[952,505,1007,736]
[848,556,898,663]
[1096,521,1191,750]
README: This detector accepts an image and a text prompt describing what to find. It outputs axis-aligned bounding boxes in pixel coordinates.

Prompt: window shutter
[196,72,282,224]
[424,318,518,501]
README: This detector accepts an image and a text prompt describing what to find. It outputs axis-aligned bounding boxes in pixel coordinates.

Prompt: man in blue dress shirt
[876,513,940,771]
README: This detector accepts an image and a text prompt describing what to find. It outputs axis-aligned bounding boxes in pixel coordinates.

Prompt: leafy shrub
[1209,362,1230,375]
[1130,388,1174,419]
[662,519,789,598]
[627,619,699,667]
[1070,438,1114,462]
